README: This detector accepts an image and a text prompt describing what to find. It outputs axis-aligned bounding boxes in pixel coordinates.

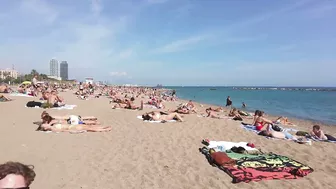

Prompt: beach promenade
[1,91,336,189]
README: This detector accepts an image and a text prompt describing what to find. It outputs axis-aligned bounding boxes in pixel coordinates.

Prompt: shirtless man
[0,85,11,93]
[310,125,336,141]
[48,90,65,107]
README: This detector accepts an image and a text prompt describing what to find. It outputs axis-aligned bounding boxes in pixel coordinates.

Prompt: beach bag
[26,101,42,107]
[210,152,236,166]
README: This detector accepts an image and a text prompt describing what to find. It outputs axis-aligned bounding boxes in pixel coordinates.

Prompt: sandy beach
[1,91,336,189]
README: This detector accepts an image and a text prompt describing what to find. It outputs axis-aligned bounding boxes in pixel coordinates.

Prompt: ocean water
[166,86,336,125]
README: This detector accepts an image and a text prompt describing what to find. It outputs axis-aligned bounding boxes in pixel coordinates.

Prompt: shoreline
[173,97,336,135]
[161,88,336,126]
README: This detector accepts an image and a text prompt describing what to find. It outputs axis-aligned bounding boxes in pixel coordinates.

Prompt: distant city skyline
[60,61,68,80]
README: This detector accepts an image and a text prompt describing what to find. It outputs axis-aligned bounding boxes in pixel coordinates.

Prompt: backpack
[26,101,42,108]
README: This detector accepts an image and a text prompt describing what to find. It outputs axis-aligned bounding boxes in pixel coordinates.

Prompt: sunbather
[310,125,336,141]
[41,111,98,124]
[38,113,111,132]
[205,108,227,119]
[258,124,303,141]
[0,94,11,102]
[142,111,184,122]
[252,110,273,131]
[228,108,243,121]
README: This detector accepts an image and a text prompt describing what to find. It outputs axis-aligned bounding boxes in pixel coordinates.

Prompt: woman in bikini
[142,111,184,122]
[252,111,273,131]
[39,113,111,132]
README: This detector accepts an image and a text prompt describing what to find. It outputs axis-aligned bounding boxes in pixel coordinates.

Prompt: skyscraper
[49,59,59,77]
[60,61,68,80]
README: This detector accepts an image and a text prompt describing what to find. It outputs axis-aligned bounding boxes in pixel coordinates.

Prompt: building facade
[0,68,19,79]
[60,61,68,80]
[49,59,59,77]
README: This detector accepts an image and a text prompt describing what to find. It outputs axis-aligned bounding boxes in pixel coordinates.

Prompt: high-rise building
[60,61,68,80]
[49,59,59,77]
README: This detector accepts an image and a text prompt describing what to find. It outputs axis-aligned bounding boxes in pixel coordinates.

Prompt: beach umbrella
[21,81,31,85]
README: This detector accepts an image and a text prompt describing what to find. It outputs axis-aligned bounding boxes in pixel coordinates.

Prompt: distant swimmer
[242,102,246,108]
[226,96,232,107]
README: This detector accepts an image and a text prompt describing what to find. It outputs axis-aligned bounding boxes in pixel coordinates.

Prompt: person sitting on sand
[39,113,111,132]
[310,125,336,141]
[113,98,143,110]
[46,90,65,108]
[0,94,12,102]
[142,111,184,122]
[252,111,273,131]
[0,84,12,93]
[186,100,197,113]
[228,108,243,121]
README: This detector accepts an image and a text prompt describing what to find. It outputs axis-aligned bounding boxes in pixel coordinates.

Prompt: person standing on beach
[226,96,232,107]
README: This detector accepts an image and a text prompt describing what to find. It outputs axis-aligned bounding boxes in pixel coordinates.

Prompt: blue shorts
[284,132,293,139]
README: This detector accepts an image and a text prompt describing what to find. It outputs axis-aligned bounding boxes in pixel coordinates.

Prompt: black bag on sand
[26,101,42,108]
[272,125,282,132]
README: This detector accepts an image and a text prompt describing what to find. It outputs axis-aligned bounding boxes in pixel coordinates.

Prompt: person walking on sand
[226,96,232,107]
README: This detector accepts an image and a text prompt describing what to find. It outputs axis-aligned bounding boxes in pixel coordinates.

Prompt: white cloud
[110,72,128,77]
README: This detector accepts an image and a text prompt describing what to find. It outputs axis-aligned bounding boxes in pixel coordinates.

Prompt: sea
[165,86,336,125]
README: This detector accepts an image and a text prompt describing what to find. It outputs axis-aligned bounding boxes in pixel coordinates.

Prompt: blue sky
[0,0,335,86]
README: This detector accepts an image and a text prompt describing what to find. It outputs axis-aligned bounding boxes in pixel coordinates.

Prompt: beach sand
[1,91,336,189]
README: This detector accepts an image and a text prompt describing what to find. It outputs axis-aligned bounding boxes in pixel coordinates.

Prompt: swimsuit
[255,122,264,131]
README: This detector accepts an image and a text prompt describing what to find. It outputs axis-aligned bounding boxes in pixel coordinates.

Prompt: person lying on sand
[205,108,227,119]
[113,98,143,110]
[208,107,223,112]
[274,116,294,125]
[38,113,111,132]
[0,94,12,102]
[310,125,336,141]
[41,111,98,124]
[142,111,184,122]
[258,124,302,141]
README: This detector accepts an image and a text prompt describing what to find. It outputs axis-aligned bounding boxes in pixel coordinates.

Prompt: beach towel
[200,148,313,183]
[10,93,33,98]
[136,116,176,123]
[222,153,314,183]
[144,104,158,109]
[205,141,258,152]
[26,104,77,110]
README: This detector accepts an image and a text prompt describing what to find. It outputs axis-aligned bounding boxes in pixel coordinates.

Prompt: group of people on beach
[1,81,336,188]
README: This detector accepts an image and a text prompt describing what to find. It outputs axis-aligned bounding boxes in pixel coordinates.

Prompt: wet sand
[1,91,335,189]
